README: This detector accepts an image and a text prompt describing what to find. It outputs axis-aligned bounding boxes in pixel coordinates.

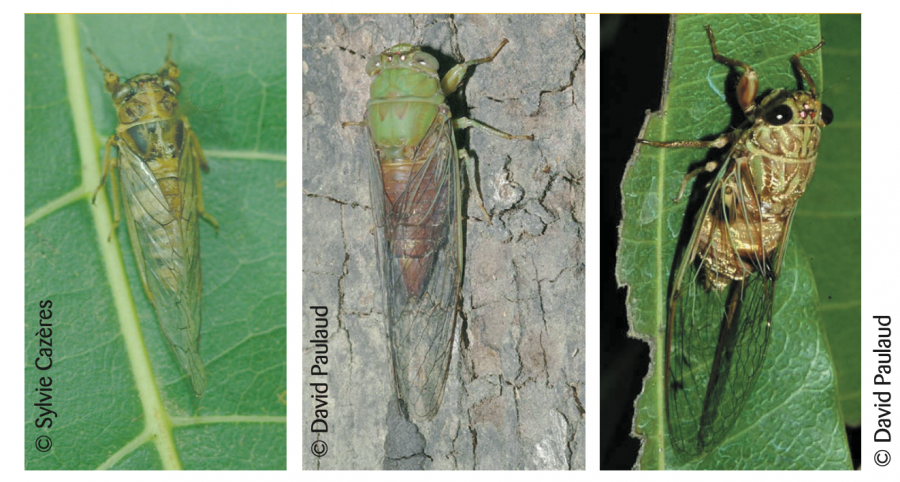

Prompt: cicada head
[87,36,182,126]
[365,43,440,76]
[757,89,833,128]
[109,72,181,125]
[755,37,834,129]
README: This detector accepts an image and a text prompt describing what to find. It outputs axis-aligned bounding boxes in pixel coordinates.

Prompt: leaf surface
[794,14,861,425]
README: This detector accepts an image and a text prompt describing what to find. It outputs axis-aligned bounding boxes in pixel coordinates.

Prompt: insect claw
[91,184,103,206]
[201,212,220,233]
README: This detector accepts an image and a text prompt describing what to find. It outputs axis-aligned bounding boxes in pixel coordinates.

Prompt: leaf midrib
[56,13,181,470]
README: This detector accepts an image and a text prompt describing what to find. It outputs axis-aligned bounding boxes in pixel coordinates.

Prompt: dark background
[599,13,668,470]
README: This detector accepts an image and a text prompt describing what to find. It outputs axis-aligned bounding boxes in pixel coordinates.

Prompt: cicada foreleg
[636,133,734,202]
[184,119,219,232]
[704,25,759,116]
[441,38,509,95]
[91,135,123,241]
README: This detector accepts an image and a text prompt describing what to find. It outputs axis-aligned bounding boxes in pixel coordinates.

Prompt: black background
[599,13,667,470]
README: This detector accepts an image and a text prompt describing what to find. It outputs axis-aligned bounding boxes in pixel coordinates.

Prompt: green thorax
[366,46,446,160]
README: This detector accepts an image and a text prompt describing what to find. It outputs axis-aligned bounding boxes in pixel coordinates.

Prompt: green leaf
[25,14,286,470]
[794,14,862,425]
[617,14,852,469]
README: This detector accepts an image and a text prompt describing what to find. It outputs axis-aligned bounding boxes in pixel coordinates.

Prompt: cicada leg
[92,135,117,204]
[457,148,492,224]
[705,25,759,115]
[341,121,366,128]
[441,38,509,95]
[451,117,533,225]
[451,117,534,141]
[92,135,123,241]
[184,119,219,232]
[636,133,734,202]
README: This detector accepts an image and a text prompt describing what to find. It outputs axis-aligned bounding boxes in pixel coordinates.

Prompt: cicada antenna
[165,33,174,64]
[160,34,180,79]
[85,47,120,93]
[791,39,825,99]
[86,47,111,76]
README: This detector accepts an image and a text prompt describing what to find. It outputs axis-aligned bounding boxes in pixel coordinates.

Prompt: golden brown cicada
[89,36,218,396]
[637,26,833,457]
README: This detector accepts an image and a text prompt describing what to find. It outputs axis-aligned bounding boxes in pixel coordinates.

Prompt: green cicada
[345,40,532,420]
[89,37,218,396]
[637,26,832,457]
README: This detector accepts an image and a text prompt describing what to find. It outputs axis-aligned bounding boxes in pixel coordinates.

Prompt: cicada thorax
[121,120,186,219]
[695,90,823,291]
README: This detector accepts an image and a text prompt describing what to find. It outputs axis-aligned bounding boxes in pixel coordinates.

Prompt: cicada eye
[162,77,181,95]
[820,104,834,125]
[414,52,439,72]
[764,104,793,126]
[112,84,134,104]
[365,56,383,76]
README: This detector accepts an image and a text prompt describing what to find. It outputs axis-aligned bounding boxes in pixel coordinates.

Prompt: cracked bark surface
[302,14,585,470]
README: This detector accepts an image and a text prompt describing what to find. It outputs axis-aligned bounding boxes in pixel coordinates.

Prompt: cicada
[637,26,833,457]
[344,40,532,420]
[89,36,218,396]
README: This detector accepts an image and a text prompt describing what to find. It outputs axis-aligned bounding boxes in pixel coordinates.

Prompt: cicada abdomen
[345,41,532,420]
[638,26,832,457]
[90,37,218,397]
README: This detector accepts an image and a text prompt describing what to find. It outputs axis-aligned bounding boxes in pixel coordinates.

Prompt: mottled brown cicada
[637,26,833,457]
[89,36,218,396]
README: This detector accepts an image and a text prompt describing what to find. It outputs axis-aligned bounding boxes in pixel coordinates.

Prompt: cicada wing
[175,121,206,395]
[117,120,206,396]
[366,113,462,421]
[666,160,774,457]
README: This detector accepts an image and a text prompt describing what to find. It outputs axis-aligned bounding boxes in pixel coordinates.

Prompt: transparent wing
[367,113,462,421]
[666,158,777,457]
[117,119,206,396]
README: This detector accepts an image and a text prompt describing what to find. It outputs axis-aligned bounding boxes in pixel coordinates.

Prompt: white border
[4,1,892,479]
